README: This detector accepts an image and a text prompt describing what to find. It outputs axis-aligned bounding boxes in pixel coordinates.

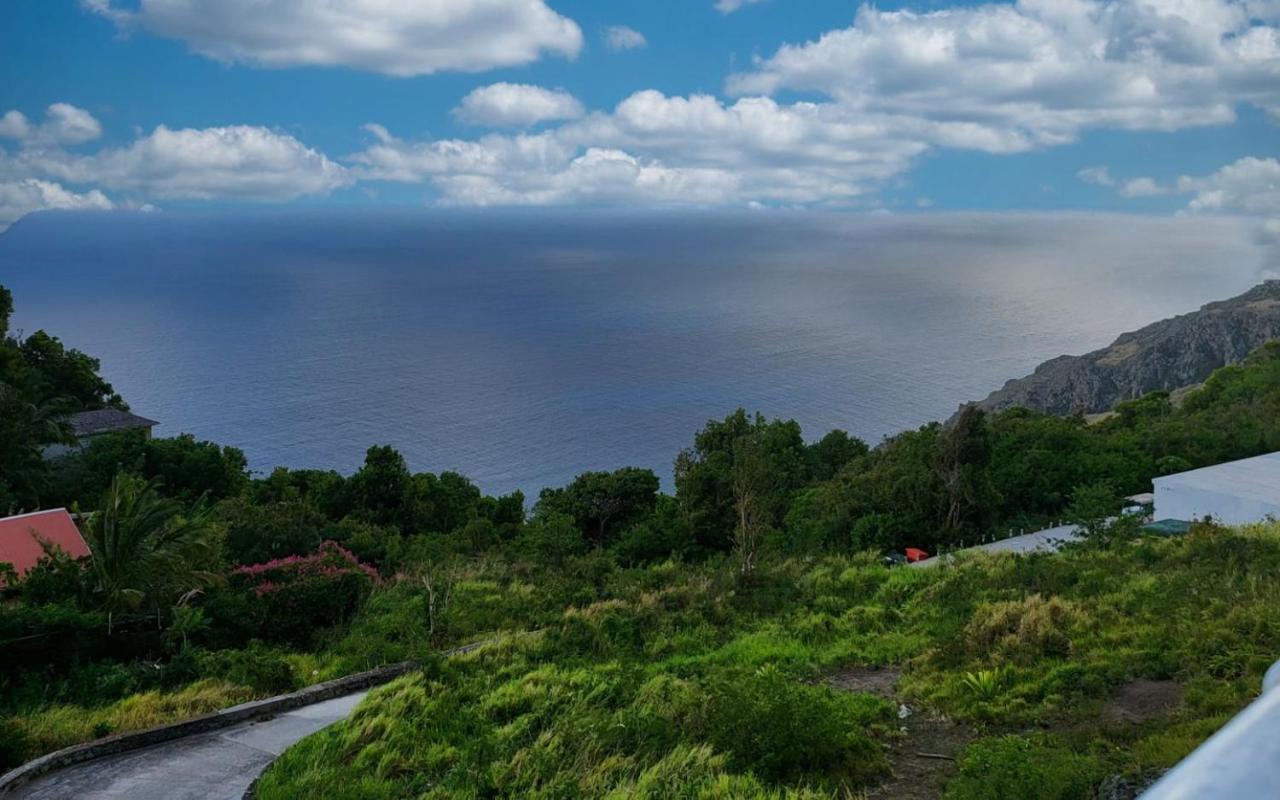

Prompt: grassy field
[248,521,1280,799]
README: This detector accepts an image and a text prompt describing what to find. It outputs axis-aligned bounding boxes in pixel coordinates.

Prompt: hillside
[5,277,1280,799]
[966,280,1280,417]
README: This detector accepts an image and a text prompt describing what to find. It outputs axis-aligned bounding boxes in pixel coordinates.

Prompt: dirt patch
[827,666,974,800]
[867,710,975,800]
[826,666,901,699]
[1101,680,1183,725]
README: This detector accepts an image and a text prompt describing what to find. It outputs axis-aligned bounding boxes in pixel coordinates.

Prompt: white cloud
[352,90,937,207]
[84,0,584,76]
[345,0,1278,211]
[0,179,113,232]
[729,0,1280,149]
[0,112,32,141]
[454,84,585,128]
[1118,177,1170,197]
[0,103,102,146]
[715,0,770,14]
[602,25,647,51]
[1178,157,1280,216]
[1077,166,1115,186]
[7,124,351,201]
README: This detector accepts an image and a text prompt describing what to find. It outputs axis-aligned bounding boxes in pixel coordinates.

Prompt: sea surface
[1,209,1273,497]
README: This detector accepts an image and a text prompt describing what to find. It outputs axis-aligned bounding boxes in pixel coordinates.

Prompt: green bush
[225,542,379,648]
[945,734,1102,800]
[704,664,889,784]
[0,717,32,771]
[199,644,300,695]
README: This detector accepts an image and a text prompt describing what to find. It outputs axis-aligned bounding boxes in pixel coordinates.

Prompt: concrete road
[911,523,1081,568]
[12,691,368,800]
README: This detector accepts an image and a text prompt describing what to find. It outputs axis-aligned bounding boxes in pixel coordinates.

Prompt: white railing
[1140,659,1280,798]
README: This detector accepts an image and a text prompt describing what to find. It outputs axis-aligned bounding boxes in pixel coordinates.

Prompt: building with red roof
[0,508,90,587]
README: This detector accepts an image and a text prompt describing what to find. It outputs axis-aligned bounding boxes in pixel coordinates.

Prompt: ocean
[1,209,1272,497]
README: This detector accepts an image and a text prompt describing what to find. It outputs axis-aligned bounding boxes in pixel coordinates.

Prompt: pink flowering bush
[224,542,378,647]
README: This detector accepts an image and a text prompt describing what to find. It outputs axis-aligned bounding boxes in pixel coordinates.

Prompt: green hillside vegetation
[3,280,1280,797]
[252,522,1280,799]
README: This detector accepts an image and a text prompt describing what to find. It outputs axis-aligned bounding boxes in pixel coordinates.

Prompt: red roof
[0,509,90,585]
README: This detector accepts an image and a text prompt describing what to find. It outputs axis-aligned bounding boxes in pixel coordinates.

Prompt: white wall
[1154,480,1280,525]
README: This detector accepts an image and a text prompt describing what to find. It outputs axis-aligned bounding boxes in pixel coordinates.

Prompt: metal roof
[0,508,91,585]
[68,408,158,437]
[1142,519,1193,536]
[1153,452,1280,506]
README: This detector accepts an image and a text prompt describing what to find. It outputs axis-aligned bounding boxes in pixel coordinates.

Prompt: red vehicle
[905,547,930,563]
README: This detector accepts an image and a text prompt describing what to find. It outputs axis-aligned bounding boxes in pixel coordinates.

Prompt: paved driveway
[910,523,1081,568]
[11,691,368,800]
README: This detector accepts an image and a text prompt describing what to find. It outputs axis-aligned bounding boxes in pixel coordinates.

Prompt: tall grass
[254,524,1280,799]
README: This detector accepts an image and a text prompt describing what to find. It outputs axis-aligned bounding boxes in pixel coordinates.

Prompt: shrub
[216,496,326,566]
[704,664,888,785]
[965,594,1080,665]
[226,542,379,647]
[945,734,1102,800]
[514,512,585,565]
[0,717,31,772]
[199,643,300,694]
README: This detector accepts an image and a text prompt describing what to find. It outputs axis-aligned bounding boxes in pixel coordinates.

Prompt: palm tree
[80,473,222,633]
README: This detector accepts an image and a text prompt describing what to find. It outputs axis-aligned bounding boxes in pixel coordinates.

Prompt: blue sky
[1,0,1278,230]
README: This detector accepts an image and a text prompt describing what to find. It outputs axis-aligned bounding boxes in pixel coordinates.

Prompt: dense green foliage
[249,522,1280,799]
[3,280,1280,796]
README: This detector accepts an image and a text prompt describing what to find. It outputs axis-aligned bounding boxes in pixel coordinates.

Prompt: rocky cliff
[966,280,1280,416]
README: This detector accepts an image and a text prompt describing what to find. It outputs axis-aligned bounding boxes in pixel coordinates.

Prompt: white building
[1153,452,1280,525]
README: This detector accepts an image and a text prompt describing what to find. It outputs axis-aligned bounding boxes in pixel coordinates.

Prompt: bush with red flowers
[223,542,379,648]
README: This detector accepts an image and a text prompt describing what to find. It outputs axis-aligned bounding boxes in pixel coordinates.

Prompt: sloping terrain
[967,280,1280,416]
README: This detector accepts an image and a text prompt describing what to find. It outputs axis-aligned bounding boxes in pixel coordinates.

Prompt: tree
[349,445,416,528]
[536,467,660,547]
[416,471,482,534]
[0,383,73,512]
[806,429,868,482]
[143,434,249,504]
[675,410,809,553]
[80,473,222,632]
[0,284,12,340]
[17,330,125,410]
[731,433,774,576]
[935,406,999,537]
[515,511,585,565]
[1065,483,1117,544]
[216,495,325,565]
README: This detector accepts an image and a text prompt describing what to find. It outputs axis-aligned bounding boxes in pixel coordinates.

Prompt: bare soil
[828,669,1184,800]
[1100,679,1184,725]
[827,666,975,800]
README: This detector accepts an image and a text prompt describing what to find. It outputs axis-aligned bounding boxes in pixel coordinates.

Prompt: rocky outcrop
[965,280,1280,417]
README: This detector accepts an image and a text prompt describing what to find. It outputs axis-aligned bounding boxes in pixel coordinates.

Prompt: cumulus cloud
[1077,166,1115,186]
[4,123,350,203]
[715,0,770,14]
[454,84,585,128]
[84,0,584,76]
[345,0,1279,210]
[1178,157,1280,216]
[603,25,646,51]
[1118,177,1171,197]
[352,90,942,206]
[73,125,351,200]
[0,103,102,146]
[10,1,1280,220]
[0,179,113,232]
[729,0,1280,150]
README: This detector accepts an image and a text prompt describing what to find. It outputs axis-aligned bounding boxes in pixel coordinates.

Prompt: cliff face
[968,280,1280,417]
